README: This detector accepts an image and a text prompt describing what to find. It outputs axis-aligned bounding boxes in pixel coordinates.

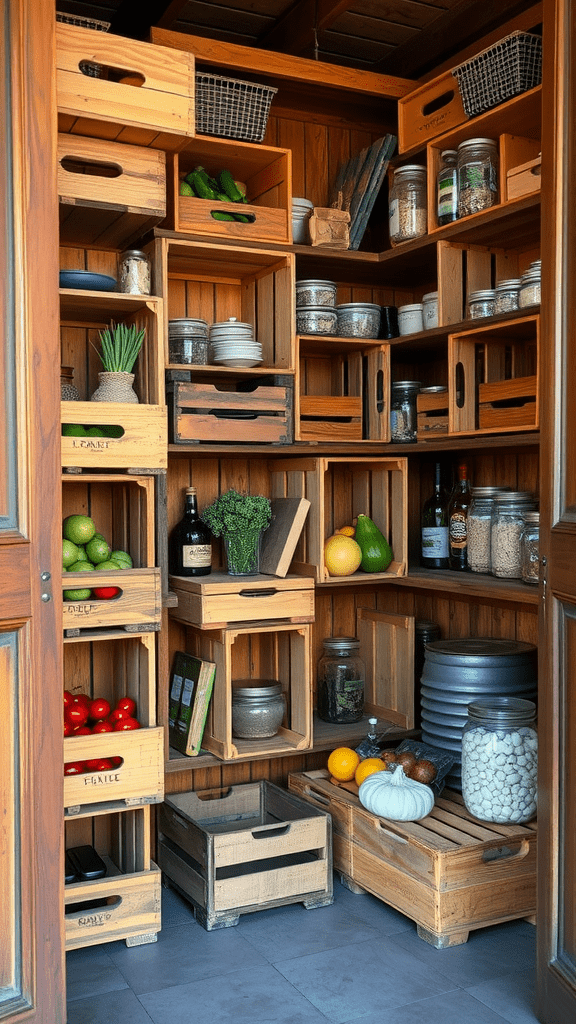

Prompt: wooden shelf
[168,432,539,457]
[60,289,161,324]
[393,567,540,604]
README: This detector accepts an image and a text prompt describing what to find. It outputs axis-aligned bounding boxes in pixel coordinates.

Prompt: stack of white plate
[209,317,263,368]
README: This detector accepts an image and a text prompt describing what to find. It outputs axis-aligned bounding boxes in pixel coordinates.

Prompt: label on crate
[82,772,122,788]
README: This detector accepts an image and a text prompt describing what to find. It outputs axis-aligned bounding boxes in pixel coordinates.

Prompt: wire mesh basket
[452,31,542,118]
[56,13,111,31]
[195,71,278,143]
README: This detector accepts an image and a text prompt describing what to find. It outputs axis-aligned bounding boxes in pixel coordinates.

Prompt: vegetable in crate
[358,764,435,821]
[354,513,393,572]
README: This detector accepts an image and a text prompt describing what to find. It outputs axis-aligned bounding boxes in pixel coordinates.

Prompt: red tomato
[92,586,120,600]
[92,720,114,733]
[113,717,141,731]
[110,756,123,768]
[115,696,137,717]
[89,697,111,721]
[73,693,91,711]
[65,704,89,728]
[63,718,77,737]
[108,707,131,724]
[63,690,75,708]
[75,725,92,736]
[64,761,85,775]
[85,758,114,773]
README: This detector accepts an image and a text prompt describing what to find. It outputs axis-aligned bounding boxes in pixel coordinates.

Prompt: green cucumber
[218,169,246,203]
[211,211,235,221]
[190,170,217,200]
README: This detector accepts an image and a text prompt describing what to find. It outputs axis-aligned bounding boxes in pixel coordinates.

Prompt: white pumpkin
[358,764,434,821]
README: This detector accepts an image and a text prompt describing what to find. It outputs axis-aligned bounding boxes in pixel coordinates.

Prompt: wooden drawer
[168,376,294,445]
[56,23,194,143]
[64,727,164,812]
[61,402,167,471]
[158,781,332,930]
[169,572,314,629]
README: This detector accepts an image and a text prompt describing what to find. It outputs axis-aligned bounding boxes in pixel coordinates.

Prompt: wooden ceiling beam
[109,0,178,40]
[257,0,355,55]
[155,0,190,30]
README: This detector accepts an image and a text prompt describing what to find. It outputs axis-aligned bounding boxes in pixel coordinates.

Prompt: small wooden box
[56,23,194,144]
[61,402,167,471]
[268,456,408,583]
[168,377,294,445]
[289,770,537,948]
[158,781,333,930]
[506,155,542,201]
[398,70,468,153]
[65,806,161,949]
[417,389,449,439]
[64,726,164,812]
[167,139,291,244]
[297,345,389,443]
[185,621,312,760]
[169,572,315,629]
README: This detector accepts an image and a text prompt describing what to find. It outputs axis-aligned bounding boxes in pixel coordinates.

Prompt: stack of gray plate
[420,638,538,790]
[209,317,262,367]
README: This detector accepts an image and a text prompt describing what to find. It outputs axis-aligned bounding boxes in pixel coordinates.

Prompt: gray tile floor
[66,879,539,1024]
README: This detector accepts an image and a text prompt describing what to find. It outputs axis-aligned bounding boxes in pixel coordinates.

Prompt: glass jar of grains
[316,637,365,724]
[390,381,421,443]
[119,249,151,295]
[519,263,541,307]
[457,138,498,217]
[494,279,521,314]
[468,289,496,318]
[389,165,427,245]
[490,492,537,579]
[520,511,540,585]
[467,487,506,574]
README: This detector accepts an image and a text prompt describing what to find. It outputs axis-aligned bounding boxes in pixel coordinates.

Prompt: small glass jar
[436,149,458,226]
[390,381,421,443]
[296,305,337,335]
[422,291,438,329]
[295,279,337,307]
[519,266,541,307]
[397,303,424,335]
[467,486,506,574]
[316,637,365,724]
[119,249,151,295]
[494,279,521,314]
[168,318,209,365]
[389,165,427,245]
[457,138,498,217]
[520,511,540,585]
[461,697,537,824]
[60,365,80,401]
[468,289,496,319]
[490,491,537,579]
[232,682,286,739]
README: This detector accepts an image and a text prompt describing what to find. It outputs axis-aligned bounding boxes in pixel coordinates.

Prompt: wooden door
[537,0,576,1020]
[0,0,65,1021]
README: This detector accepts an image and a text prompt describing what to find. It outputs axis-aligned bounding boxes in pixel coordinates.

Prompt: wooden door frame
[1,0,65,1020]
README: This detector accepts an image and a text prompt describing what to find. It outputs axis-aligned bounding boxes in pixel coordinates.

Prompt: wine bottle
[169,486,212,577]
[421,461,449,568]
[448,463,472,571]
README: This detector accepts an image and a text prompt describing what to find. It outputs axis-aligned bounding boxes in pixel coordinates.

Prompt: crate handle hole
[303,786,330,806]
[78,60,145,86]
[376,370,384,413]
[455,361,465,408]
[210,210,256,224]
[65,894,122,918]
[60,155,122,179]
[252,823,291,839]
[482,840,530,863]
[422,90,455,116]
[239,588,278,598]
[61,424,126,439]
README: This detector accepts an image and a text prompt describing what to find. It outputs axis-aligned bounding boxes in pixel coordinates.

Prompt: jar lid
[322,636,360,652]
[521,269,541,282]
[468,289,496,301]
[522,511,540,523]
[394,164,426,175]
[419,385,446,393]
[495,279,521,290]
[467,696,536,725]
[398,303,424,313]
[422,291,438,302]
[471,486,507,497]
[336,303,381,313]
[457,137,497,148]
[440,150,458,159]
[232,681,283,700]
[493,490,536,504]
[296,305,337,313]
[120,249,148,258]
[296,279,336,288]
[292,198,314,209]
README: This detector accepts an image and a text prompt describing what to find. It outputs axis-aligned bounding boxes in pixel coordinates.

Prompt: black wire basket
[452,31,542,118]
[195,71,278,143]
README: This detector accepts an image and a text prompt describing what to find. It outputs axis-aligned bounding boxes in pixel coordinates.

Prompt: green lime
[76,545,86,560]
[95,559,122,571]
[110,550,133,568]
[63,515,96,545]
[63,587,92,601]
[86,426,106,437]
[62,539,79,568]
[180,181,194,196]
[62,424,87,437]
[68,560,96,572]
[86,536,111,564]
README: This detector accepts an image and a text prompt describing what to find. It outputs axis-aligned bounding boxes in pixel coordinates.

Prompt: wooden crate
[58,134,166,247]
[159,238,295,372]
[61,402,167,471]
[506,155,542,201]
[449,315,539,435]
[398,70,468,154]
[186,622,312,760]
[268,456,408,584]
[417,389,449,439]
[65,806,161,949]
[158,781,333,930]
[64,726,164,812]
[356,608,415,731]
[62,474,161,634]
[166,138,291,244]
[289,770,537,948]
[56,23,194,145]
[169,572,315,629]
[167,375,294,445]
[297,344,389,442]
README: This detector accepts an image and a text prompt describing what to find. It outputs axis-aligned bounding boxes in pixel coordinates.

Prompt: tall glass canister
[316,637,365,724]
[461,697,537,823]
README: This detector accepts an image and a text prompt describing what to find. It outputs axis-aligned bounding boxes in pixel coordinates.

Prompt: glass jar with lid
[231,682,286,739]
[436,149,458,226]
[461,697,537,824]
[388,165,427,245]
[316,637,365,724]
[519,263,541,307]
[468,289,496,318]
[119,249,151,295]
[520,511,540,585]
[490,491,537,578]
[457,138,498,217]
[467,486,507,574]
[390,381,421,443]
[494,279,521,314]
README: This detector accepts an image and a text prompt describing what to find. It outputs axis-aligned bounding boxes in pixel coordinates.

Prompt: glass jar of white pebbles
[461,696,537,824]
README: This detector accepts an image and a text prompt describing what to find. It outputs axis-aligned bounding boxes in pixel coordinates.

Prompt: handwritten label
[83,773,122,786]
[65,604,97,615]
[71,439,110,450]
[78,913,113,927]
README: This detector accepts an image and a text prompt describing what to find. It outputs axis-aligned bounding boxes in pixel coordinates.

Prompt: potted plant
[201,488,272,576]
[90,321,146,403]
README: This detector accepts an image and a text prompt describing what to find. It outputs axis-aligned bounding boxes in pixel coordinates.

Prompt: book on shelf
[168,650,216,757]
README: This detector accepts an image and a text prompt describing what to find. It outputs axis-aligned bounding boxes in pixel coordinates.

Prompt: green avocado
[354,513,393,572]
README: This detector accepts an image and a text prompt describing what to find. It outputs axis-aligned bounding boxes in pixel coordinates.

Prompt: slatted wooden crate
[167,374,294,445]
[449,315,539,435]
[165,138,291,243]
[398,70,468,153]
[65,806,161,949]
[289,770,537,948]
[56,22,194,146]
[185,621,312,760]
[168,571,315,629]
[417,389,449,439]
[61,402,167,471]
[158,781,333,930]
[268,456,408,584]
[297,343,389,442]
[64,726,164,812]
